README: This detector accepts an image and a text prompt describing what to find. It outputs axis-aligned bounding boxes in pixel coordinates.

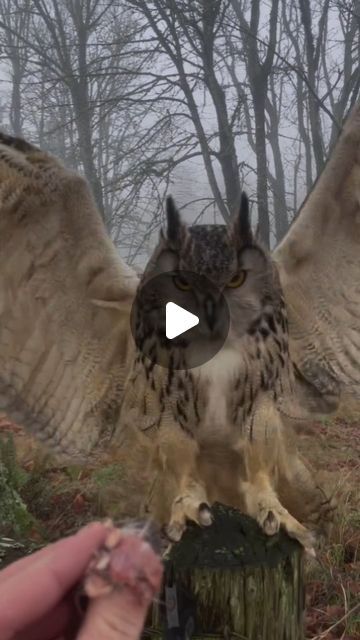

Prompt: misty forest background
[0,0,358,264]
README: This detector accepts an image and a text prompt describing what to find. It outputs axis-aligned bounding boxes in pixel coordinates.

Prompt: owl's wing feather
[273,103,360,414]
[0,134,138,460]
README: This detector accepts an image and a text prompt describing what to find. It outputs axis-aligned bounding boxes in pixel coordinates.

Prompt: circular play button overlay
[130,270,230,369]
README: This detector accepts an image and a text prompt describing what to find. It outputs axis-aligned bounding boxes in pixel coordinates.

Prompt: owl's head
[141,193,282,344]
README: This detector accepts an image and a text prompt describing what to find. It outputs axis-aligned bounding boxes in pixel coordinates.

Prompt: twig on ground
[310,601,360,639]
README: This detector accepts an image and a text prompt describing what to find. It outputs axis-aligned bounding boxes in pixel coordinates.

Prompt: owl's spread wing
[0,134,138,460]
[273,103,360,415]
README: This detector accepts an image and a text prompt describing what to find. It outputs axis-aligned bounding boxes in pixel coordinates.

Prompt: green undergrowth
[0,434,34,537]
[0,429,129,553]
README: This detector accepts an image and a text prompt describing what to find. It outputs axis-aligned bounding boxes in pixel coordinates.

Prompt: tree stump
[146,504,305,640]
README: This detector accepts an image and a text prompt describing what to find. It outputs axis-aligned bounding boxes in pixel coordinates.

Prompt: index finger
[0,523,108,640]
[0,523,106,585]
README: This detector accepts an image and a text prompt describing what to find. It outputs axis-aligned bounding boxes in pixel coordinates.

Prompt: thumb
[76,586,152,640]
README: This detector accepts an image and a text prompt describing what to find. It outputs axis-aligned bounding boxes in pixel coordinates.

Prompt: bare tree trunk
[178,70,231,223]
[297,77,313,193]
[266,81,288,242]
[0,0,31,137]
[298,0,329,175]
[253,86,270,245]
[325,0,360,151]
[70,7,105,216]
[282,3,313,192]
[293,139,302,216]
[230,0,279,247]
[71,88,105,215]
[202,0,241,215]
[10,60,23,136]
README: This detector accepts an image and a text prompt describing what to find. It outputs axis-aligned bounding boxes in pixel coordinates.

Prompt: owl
[0,103,359,555]
[123,194,328,552]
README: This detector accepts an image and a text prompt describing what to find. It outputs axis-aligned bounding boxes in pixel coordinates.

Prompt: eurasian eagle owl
[125,193,327,551]
[1,103,360,554]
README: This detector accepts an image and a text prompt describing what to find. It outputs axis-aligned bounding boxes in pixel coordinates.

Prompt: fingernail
[102,518,114,529]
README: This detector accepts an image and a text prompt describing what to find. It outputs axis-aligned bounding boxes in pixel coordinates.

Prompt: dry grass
[297,409,360,639]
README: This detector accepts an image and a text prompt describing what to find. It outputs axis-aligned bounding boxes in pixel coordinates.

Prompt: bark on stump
[146,504,305,640]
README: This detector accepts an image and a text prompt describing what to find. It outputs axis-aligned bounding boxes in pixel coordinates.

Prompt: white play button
[165,302,199,340]
[130,271,230,368]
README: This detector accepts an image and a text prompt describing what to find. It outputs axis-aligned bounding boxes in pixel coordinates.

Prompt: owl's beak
[204,295,217,332]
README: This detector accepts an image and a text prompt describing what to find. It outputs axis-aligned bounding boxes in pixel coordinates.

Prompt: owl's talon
[198,503,213,526]
[301,529,317,554]
[165,522,185,542]
[262,509,279,535]
[305,545,317,558]
[283,523,317,554]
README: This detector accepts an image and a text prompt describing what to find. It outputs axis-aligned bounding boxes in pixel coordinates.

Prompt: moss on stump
[147,504,305,640]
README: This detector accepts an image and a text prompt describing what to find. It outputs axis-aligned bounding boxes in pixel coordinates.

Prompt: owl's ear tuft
[234,191,253,245]
[165,195,186,246]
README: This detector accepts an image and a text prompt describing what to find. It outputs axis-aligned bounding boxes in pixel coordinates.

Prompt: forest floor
[0,410,359,639]
[297,414,360,639]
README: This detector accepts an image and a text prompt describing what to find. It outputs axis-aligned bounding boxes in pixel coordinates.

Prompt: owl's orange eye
[227,270,246,288]
[173,275,192,291]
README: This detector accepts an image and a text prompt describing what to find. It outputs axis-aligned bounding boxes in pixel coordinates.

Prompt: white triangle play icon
[166,302,199,340]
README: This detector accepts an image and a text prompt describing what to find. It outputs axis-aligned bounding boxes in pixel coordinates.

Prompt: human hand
[0,521,163,640]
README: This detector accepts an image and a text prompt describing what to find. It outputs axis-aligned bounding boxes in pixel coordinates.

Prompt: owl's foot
[257,503,316,555]
[242,472,316,555]
[166,483,213,542]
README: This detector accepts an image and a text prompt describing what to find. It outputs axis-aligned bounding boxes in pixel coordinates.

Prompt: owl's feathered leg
[230,395,317,553]
[187,436,317,553]
[151,425,213,542]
